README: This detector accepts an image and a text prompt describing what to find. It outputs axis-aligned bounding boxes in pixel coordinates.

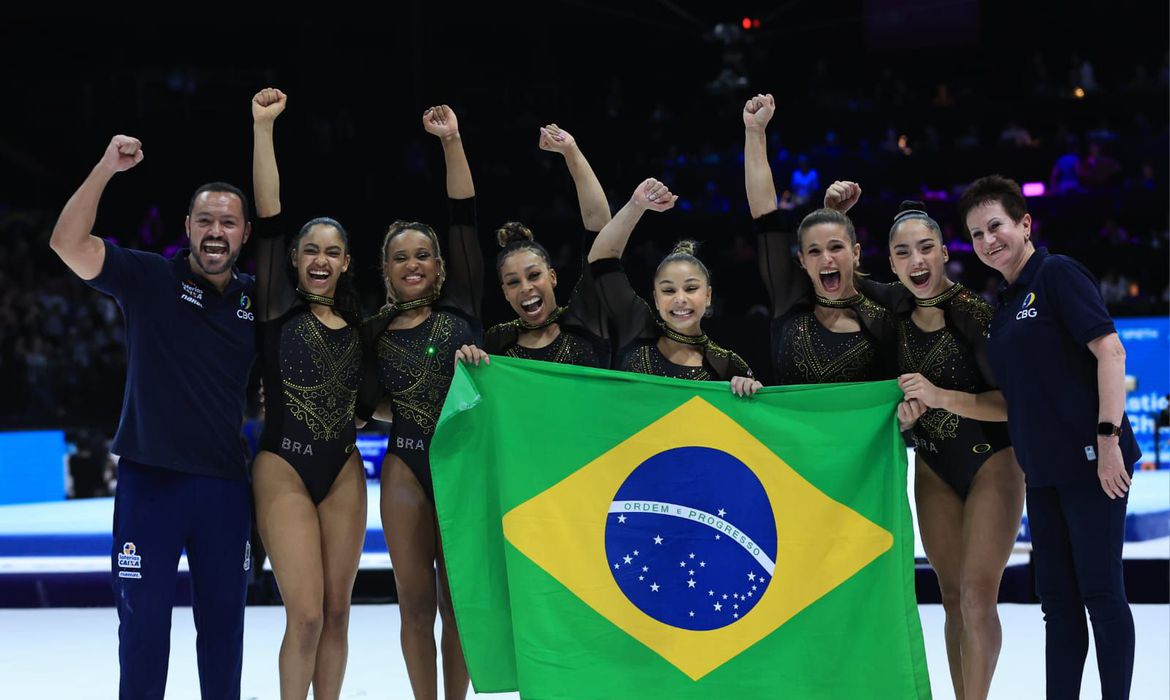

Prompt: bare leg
[253,452,324,700]
[382,454,440,700]
[436,532,470,700]
[311,453,368,700]
[914,455,967,700]
[957,448,1025,700]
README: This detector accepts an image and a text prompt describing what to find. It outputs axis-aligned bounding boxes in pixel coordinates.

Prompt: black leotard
[484,229,610,368]
[359,197,482,502]
[590,257,752,381]
[754,209,896,385]
[253,215,364,504]
[890,284,1012,498]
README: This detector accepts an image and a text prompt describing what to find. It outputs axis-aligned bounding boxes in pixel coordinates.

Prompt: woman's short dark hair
[957,175,1029,238]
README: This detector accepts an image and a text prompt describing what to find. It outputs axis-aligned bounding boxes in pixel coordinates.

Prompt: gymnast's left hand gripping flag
[431,357,931,699]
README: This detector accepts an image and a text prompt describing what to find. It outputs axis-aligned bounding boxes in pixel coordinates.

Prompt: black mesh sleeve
[560,229,610,342]
[253,214,298,323]
[438,196,483,327]
[590,257,657,349]
[754,210,811,319]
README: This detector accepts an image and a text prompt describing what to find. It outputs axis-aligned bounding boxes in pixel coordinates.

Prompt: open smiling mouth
[520,295,544,317]
[202,240,228,260]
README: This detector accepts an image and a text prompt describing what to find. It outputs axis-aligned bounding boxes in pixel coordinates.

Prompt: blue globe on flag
[604,446,777,631]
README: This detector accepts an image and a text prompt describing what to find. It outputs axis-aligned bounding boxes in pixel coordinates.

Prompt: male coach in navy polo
[50,135,256,699]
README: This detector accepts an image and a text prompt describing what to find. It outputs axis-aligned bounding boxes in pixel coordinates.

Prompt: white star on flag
[748,572,756,581]
[717,508,726,517]
[654,535,663,545]
[714,603,722,611]
[623,555,632,564]
[687,579,696,588]
[617,515,626,523]
[650,583,659,592]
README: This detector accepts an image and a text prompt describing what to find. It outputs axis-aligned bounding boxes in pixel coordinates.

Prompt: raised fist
[99,135,144,174]
[252,87,287,123]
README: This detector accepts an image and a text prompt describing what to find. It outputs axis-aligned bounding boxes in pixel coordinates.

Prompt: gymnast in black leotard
[365,213,480,501]
[742,95,899,391]
[587,178,758,394]
[892,274,1011,497]
[254,216,364,502]
[881,200,1025,699]
[249,87,369,700]
[356,104,483,700]
[484,124,612,368]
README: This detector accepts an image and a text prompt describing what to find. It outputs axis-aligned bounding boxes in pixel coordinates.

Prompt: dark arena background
[0,3,1166,697]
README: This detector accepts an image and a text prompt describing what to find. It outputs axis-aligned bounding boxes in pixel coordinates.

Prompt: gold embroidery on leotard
[282,313,362,442]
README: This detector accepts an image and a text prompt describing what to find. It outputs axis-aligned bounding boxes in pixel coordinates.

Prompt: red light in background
[753,19,761,29]
[741,17,752,30]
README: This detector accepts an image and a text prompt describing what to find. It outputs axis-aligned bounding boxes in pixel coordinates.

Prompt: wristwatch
[1097,422,1123,438]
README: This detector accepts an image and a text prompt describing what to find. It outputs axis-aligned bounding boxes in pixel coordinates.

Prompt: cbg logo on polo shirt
[180,280,204,308]
[238,294,255,321]
[1015,292,1038,320]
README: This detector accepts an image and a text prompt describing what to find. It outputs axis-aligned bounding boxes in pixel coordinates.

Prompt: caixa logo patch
[117,541,142,579]
[1015,292,1037,320]
[237,293,255,321]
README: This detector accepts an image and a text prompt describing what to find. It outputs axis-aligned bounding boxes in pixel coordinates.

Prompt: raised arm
[743,93,778,219]
[424,104,475,200]
[252,87,285,218]
[423,104,482,322]
[250,87,298,323]
[49,136,145,280]
[539,124,611,232]
[587,178,676,263]
[589,179,677,348]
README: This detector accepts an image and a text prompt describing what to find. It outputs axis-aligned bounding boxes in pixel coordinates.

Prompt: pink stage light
[1022,182,1046,197]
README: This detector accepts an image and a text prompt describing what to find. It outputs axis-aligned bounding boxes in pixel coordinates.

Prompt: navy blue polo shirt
[86,240,257,480]
[986,247,1141,486]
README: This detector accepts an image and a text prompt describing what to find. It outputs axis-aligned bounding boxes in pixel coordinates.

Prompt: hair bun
[893,200,931,224]
[670,239,699,257]
[496,222,535,248]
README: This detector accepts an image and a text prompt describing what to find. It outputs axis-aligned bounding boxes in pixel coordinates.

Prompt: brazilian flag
[432,357,930,699]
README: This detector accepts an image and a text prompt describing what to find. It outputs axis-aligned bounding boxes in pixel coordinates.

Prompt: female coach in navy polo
[959,175,1140,700]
